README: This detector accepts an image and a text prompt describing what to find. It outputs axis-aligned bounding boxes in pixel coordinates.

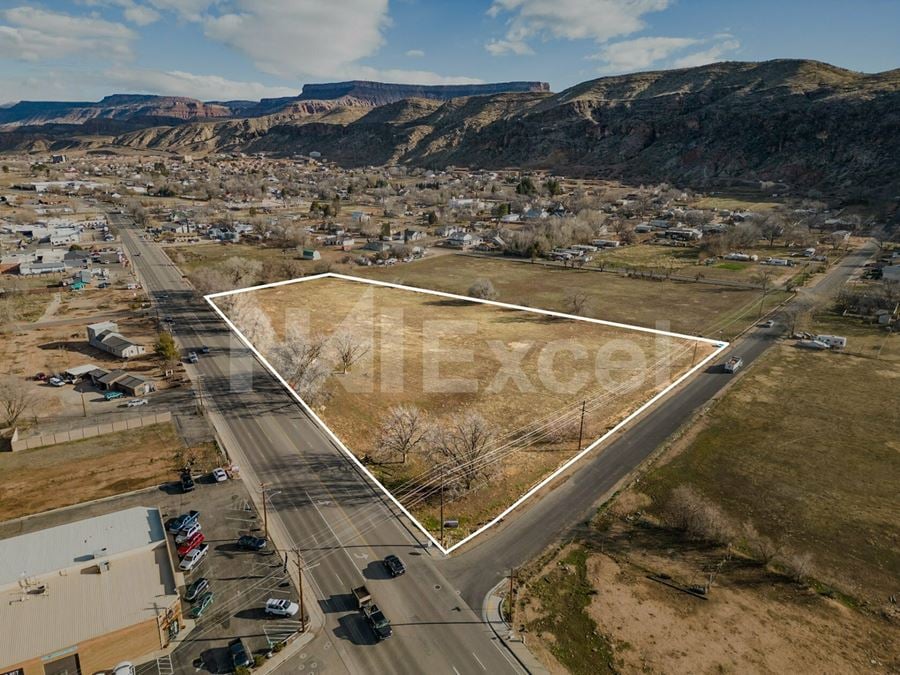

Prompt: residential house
[86,321,146,359]
[447,231,482,249]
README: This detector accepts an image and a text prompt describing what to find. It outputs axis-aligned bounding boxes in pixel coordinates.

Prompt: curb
[482,579,550,675]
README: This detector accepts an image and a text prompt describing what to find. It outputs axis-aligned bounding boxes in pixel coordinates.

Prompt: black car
[383,554,406,577]
[200,345,211,354]
[228,638,252,669]
[180,471,195,493]
[237,535,267,551]
[184,577,209,602]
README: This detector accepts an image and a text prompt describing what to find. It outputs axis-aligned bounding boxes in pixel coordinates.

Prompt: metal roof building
[0,507,184,675]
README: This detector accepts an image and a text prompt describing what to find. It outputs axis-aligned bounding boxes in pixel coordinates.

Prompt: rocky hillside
[3,61,899,196]
[296,80,550,106]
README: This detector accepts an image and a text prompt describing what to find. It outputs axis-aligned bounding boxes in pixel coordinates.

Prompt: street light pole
[260,482,268,539]
[577,400,586,451]
[439,465,444,548]
[294,548,305,633]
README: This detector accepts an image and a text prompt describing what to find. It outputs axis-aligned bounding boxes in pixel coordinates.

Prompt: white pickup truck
[724,356,743,373]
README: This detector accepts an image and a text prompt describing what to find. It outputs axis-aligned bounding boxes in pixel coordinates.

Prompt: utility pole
[439,465,445,548]
[260,482,268,539]
[691,340,699,366]
[294,548,305,633]
[577,400,586,451]
[508,567,517,629]
[81,391,87,418]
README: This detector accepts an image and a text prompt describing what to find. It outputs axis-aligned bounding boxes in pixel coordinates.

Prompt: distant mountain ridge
[1,61,898,197]
[0,81,550,128]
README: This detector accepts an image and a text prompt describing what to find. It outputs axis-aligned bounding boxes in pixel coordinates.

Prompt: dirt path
[37,291,61,322]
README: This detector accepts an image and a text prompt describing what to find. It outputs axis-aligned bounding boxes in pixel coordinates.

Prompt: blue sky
[0,0,898,103]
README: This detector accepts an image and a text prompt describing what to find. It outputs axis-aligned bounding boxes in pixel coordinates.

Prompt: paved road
[115,213,875,671]
[113,215,523,675]
[440,241,878,607]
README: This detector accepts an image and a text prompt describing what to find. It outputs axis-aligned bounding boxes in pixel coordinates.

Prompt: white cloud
[485,39,533,56]
[672,37,740,69]
[122,4,161,26]
[591,34,741,74]
[147,0,216,22]
[103,68,299,100]
[404,49,425,58]
[486,0,670,55]
[0,6,135,61]
[591,36,698,73]
[204,0,391,79]
[83,0,161,26]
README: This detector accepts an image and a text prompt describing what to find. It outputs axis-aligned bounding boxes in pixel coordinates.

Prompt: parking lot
[0,470,303,674]
[160,476,305,673]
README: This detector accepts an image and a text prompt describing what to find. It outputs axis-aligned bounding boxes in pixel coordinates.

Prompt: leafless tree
[565,290,589,316]
[0,376,36,428]
[270,328,330,404]
[376,405,432,464]
[333,332,370,374]
[468,278,498,301]
[782,551,814,584]
[742,522,781,565]
[431,413,497,491]
[220,293,276,354]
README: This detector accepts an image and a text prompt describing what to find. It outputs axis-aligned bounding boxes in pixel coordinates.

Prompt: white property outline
[206,272,729,555]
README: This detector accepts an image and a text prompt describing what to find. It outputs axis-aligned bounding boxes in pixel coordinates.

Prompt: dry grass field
[360,254,788,339]
[0,422,216,520]
[218,275,717,543]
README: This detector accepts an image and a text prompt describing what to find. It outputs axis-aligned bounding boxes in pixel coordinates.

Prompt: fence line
[10,411,172,451]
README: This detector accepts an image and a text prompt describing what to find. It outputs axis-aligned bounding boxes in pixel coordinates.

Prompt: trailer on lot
[724,356,743,373]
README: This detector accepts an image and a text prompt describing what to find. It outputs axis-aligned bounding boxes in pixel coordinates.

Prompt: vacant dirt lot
[0,422,217,520]
[360,254,786,339]
[520,525,898,675]
[219,276,715,543]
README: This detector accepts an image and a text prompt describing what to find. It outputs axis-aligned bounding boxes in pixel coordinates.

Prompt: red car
[177,532,205,557]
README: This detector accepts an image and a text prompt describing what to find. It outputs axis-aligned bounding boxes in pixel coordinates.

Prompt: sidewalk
[483,579,551,675]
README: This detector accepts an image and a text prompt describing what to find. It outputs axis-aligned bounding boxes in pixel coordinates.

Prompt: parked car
[187,352,199,364]
[760,319,775,328]
[168,510,199,533]
[184,577,209,602]
[200,345,211,354]
[212,467,228,483]
[180,471,195,493]
[237,535,267,551]
[383,554,406,577]
[229,638,252,669]
[48,376,65,387]
[33,372,47,381]
[179,543,209,571]
[177,532,205,557]
[126,398,148,407]
[189,591,214,618]
[265,598,299,617]
[111,663,135,675]
[175,522,202,544]
[104,390,124,401]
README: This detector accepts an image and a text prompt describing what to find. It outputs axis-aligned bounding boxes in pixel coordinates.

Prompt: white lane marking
[452,667,461,675]
[472,652,487,671]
